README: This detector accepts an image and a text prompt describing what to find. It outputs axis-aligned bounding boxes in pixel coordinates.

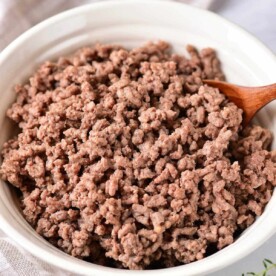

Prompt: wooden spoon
[203,80,276,126]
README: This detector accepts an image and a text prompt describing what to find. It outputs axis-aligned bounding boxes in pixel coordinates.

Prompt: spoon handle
[240,83,276,125]
[203,80,276,126]
[248,83,276,106]
[245,83,276,115]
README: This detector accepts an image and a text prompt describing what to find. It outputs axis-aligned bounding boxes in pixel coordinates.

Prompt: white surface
[209,0,276,53]
[0,1,275,276]
[211,237,276,276]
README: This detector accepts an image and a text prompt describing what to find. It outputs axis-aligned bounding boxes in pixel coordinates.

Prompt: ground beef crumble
[1,41,275,269]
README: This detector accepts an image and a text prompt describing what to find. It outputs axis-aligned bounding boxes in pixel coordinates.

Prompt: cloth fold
[0,237,70,276]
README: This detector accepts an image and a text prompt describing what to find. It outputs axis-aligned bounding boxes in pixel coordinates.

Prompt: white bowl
[0,1,275,275]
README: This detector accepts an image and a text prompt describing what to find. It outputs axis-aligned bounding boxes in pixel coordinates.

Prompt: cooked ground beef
[1,41,275,270]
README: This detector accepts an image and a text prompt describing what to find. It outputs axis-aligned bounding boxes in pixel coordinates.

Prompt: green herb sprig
[242,259,276,276]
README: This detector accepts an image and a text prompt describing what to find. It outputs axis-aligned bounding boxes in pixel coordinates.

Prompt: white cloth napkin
[0,0,275,275]
[0,236,71,276]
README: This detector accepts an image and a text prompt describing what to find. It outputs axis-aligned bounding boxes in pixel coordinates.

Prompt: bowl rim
[0,0,276,275]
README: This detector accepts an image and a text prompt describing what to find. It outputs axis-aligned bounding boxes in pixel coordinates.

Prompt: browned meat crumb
[1,41,275,270]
